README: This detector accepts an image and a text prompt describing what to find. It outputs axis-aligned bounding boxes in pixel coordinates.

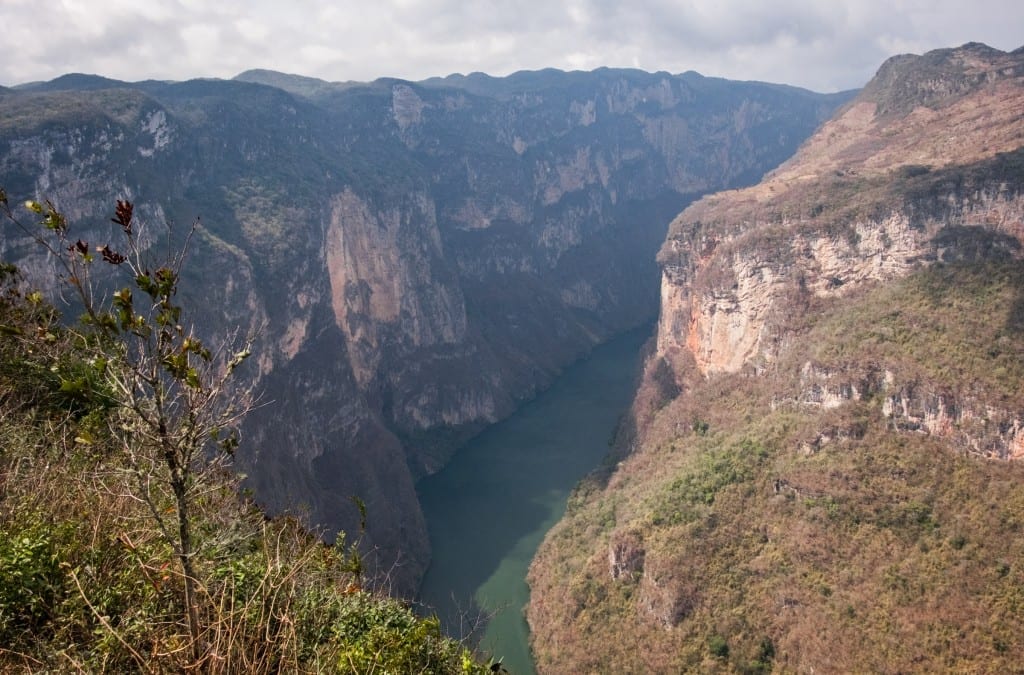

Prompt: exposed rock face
[650,45,1024,473]
[637,566,697,628]
[880,382,1024,459]
[608,529,645,581]
[789,363,1024,459]
[657,43,1024,385]
[324,188,468,388]
[0,67,846,593]
[660,192,1024,377]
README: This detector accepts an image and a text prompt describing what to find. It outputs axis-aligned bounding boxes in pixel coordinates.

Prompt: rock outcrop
[654,42,1024,451]
[787,363,1024,459]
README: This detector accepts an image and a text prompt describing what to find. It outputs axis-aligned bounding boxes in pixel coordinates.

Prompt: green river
[417,324,650,674]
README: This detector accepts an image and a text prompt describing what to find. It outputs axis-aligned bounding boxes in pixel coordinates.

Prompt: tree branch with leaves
[2,190,256,664]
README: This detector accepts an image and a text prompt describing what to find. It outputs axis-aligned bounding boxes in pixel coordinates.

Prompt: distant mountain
[233,69,356,98]
[14,72,133,92]
[0,65,848,594]
[529,43,1024,673]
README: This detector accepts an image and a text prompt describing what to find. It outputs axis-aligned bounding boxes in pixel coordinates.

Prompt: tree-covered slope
[530,263,1024,673]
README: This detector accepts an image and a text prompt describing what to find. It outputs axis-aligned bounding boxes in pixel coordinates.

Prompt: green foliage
[648,438,767,527]
[708,634,729,658]
[756,636,775,663]
[328,595,470,672]
[0,528,65,639]
[807,261,1024,405]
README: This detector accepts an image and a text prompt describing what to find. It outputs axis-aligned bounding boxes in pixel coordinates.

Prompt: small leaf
[111,200,134,234]
[42,204,67,231]
[227,348,251,371]
[99,245,126,265]
[218,430,239,454]
[135,272,154,295]
[113,287,132,306]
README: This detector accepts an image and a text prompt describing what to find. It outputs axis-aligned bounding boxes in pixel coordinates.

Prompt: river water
[416,324,650,674]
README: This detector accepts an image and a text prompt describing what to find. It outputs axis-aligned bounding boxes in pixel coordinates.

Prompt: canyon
[4,39,1024,672]
[0,67,847,593]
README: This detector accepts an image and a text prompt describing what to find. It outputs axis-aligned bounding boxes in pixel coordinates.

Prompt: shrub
[709,634,729,658]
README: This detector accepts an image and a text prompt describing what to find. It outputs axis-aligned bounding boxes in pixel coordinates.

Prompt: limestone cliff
[529,43,1024,673]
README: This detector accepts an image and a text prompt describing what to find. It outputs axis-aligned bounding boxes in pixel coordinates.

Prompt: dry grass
[664,45,1024,247]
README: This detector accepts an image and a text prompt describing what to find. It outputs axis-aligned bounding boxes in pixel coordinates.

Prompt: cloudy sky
[2,0,1021,92]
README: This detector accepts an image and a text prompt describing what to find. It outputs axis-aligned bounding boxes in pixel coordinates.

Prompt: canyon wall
[655,43,1024,458]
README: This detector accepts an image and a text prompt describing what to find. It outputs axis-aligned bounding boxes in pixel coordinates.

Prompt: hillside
[527,43,1024,673]
[0,67,847,593]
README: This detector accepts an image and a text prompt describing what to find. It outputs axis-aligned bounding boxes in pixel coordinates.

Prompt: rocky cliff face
[660,182,1024,375]
[654,42,1024,456]
[0,68,846,593]
[529,43,1024,673]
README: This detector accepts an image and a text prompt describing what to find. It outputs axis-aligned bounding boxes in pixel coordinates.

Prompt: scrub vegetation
[0,192,491,673]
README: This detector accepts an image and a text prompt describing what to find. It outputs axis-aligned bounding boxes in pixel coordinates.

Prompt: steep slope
[0,69,847,593]
[528,43,1024,672]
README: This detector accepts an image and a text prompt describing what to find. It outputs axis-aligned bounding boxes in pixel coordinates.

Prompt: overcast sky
[1,1,1021,92]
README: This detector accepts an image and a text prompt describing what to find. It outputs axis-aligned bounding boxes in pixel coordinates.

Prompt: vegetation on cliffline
[529,262,1024,673]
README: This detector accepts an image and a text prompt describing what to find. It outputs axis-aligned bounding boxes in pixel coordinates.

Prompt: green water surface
[417,324,650,674]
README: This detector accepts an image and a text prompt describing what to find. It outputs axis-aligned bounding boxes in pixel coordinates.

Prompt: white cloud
[1,0,1021,91]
